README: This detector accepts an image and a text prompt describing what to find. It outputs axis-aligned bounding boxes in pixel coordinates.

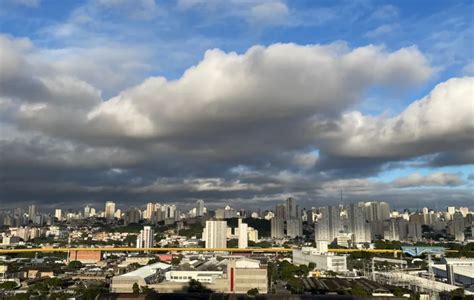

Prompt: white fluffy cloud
[321,77,474,159]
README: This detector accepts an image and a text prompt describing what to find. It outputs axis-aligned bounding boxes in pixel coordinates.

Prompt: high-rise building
[145,203,155,220]
[196,200,204,217]
[286,219,303,238]
[447,206,456,215]
[202,220,227,248]
[105,201,116,219]
[54,209,62,221]
[28,205,36,221]
[365,202,390,222]
[136,226,154,248]
[314,206,342,243]
[248,227,259,242]
[452,212,465,242]
[275,205,286,219]
[237,219,248,249]
[125,208,141,225]
[84,205,91,218]
[286,197,298,219]
[347,203,371,243]
[271,217,285,239]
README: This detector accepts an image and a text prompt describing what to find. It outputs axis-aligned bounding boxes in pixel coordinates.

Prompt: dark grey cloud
[0,34,472,211]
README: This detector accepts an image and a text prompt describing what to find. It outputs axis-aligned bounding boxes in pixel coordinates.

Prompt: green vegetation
[247,288,259,296]
[351,284,369,296]
[227,218,271,237]
[171,254,184,266]
[178,223,203,238]
[0,281,17,289]
[132,282,140,294]
[227,239,238,248]
[267,260,311,294]
[188,279,213,293]
[67,260,83,269]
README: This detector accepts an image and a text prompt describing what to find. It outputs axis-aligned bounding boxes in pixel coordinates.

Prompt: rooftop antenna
[340,189,343,204]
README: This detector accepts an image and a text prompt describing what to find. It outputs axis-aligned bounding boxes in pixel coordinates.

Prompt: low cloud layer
[0,34,472,210]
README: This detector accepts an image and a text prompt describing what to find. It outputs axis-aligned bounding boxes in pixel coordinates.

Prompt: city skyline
[0,0,473,210]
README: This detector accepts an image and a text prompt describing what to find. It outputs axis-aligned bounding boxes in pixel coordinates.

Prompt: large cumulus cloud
[1,34,472,209]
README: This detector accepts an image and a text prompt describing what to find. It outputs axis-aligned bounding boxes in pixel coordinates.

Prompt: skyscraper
[54,209,62,221]
[452,212,465,242]
[271,217,285,239]
[196,200,204,217]
[286,197,298,219]
[237,219,248,248]
[28,205,36,221]
[84,205,91,218]
[145,203,155,220]
[136,226,154,248]
[314,206,342,243]
[203,220,227,248]
[286,219,303,238]
[105,201,116,220]
[347,203,371,243]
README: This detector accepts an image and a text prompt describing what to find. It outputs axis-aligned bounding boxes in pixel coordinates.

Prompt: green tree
[247,288,259,296]
[351,284,369,296]
[68,260,83,269]
[171,254,183,266]
[188,279,213,293]
[132,282,140,294]
[286,278,304,294]
[0,281,17,289]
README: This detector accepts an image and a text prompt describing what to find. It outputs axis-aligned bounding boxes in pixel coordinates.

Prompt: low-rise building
[110,262,171,293]
[165,270,224,283]
[292,247,347,272]
[227,258,268,294]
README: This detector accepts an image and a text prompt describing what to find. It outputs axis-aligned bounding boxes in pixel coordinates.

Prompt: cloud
[3,35,473,209]
[95,0,158,20]
[365,24,399,38]
[320,77,474,162]
[250,2,289,25]
[392,172,465,188]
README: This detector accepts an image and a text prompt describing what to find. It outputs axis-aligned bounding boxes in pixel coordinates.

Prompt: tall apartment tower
[314,206,342,243]
[84,205,91,218]
[196,200,205,217]
[347,203,370,243]
[237,219,248,249]
[452,212,465,242]
[286,197,299,219]
[271,217,285,239]
[136,226,154,248]
[28,205,36,221]
[203,220,227,248]
[104,201,116,219]
[54,209,62,221]
[145,203,155,220]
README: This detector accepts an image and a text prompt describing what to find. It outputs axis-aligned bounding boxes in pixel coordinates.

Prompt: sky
[0,0,473,211]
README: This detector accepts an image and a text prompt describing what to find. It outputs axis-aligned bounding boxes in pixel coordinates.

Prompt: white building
[237,219,248,249]
[145,203,155,220]
[452,212,465,242]
[136,226,154,248]
[105,201,116,219]
[54,209,62,221]
[196,200,205,217]
[110,262,171,293]
[203,220,227,248]
[292,248,347,272]
[165,270,224,283]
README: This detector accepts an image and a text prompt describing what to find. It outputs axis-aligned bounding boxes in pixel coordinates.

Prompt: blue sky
[0,0,472,209]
